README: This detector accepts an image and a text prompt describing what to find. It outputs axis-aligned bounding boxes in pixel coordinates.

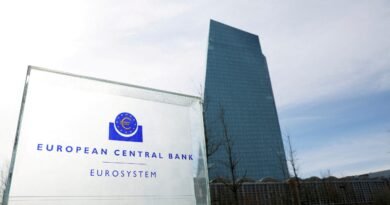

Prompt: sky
[0,0,389,178]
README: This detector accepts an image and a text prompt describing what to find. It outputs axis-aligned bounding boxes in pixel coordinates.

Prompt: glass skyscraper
[204,20,288,180]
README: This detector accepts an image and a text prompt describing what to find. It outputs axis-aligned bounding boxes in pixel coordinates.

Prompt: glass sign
[3,66,210,205]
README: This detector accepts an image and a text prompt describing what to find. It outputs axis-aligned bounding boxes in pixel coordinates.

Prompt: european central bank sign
[4,66,209,205]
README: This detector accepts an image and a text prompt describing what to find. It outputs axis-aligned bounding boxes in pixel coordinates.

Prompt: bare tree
[285,134,302,205]
[199,84,244,204]
[198,85,221,171]
[202,99,221,162]
[320,169,340,204]
[320,169,332,178]
[275,147,290,180]
[218,106,246,205]
[286,135,299,180]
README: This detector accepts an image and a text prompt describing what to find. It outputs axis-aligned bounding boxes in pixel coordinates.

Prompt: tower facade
[204,20,288,180]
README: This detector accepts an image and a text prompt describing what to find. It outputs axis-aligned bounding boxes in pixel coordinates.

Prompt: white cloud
[262,1,390,108]
[299,131,390,177]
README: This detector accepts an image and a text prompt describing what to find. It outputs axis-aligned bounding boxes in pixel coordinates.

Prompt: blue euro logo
[109,112,143,142]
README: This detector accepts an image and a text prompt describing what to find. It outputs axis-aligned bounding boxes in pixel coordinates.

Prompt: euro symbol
[120,117,132,130]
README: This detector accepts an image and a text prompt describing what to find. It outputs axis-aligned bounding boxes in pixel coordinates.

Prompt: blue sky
[279,88,390,177]
[0,0,389,178]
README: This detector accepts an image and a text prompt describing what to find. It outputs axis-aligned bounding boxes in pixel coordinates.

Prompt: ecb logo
[109,112,143,142]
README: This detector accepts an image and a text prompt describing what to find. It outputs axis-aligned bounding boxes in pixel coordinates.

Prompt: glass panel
[4,66,210,205]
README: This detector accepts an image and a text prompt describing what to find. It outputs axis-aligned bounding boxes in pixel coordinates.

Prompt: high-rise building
[204,20,288,180]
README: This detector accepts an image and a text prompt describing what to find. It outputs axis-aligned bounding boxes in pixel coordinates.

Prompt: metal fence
[210,178,390,205]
